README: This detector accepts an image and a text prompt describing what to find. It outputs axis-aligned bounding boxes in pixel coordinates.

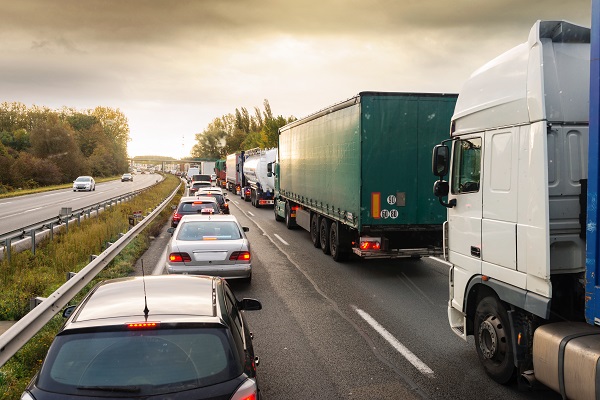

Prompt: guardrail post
[30,228,36,255]
[4,238,10,262]
[66,272,76,281]
[77,212,81,225]
[29,297,45,311]
[90,254,98,262]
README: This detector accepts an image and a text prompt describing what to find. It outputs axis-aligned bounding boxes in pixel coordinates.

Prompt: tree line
[0,102,130,193]
[191,99,296,159]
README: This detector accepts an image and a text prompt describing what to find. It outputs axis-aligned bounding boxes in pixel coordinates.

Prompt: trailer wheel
[329,222,348,261]
[310,214,320,248]
[319,218,331,254]
[474,296,516,384]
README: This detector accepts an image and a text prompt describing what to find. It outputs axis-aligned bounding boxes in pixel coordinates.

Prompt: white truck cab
[433,20,593,392]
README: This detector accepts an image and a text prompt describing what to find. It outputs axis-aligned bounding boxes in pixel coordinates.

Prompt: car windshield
[36,328,241,396]
[75,177,90,182]
[192,182,211,188]
[177,221,241,240]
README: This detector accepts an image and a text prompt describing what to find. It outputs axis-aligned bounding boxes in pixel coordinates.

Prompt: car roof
[65,275,222,330]
[179,214,240,223]
[179,196,218,203]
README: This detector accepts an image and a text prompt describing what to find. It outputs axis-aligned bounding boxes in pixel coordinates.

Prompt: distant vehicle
[211,173,217,182]
[192,174,211,182]
[171,196,221,227]
[21,275,261,400]
[242,148,276,207]
[72,176,95,192]
[188,181,212,195]
[196,189,230,214]
[121,173,133,182]
[166,214,252,282]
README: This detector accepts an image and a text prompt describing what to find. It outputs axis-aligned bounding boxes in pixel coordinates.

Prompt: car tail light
[230,251,251,261]
[169,252,191,262]
[172,212,182,222]
[127,322,160,329]
[230,378,258,400]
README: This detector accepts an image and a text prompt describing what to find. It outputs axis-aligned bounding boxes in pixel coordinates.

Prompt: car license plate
[193,251,227,261]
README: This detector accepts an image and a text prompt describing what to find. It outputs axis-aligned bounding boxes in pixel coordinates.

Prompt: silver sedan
[166,214,252,283]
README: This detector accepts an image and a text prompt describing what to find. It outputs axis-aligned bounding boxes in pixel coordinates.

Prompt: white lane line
[353,307,435,377]
[273,234,289,245]
[247,211,255,217]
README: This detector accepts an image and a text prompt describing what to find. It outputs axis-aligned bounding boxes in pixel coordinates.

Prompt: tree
[29,114,88,181]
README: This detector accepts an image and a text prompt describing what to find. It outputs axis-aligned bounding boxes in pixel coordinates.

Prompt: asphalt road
[142,192,562,400]
[0,173,164,237]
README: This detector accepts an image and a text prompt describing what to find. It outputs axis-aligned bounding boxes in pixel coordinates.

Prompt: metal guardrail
[0,179,163,262]
[0,182,180,368]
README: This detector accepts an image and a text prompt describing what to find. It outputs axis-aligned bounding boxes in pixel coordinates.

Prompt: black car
[22,275,262,400]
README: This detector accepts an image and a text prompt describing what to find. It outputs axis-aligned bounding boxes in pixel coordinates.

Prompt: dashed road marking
[353,306,435,377]
[274,234,289,245]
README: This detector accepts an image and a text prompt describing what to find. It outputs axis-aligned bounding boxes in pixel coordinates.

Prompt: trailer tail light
[359,238,381,251]
[230,251,251,261]
[169,252,192,262]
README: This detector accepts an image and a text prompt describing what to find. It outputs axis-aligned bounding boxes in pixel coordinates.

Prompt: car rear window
[178,202,219,214]
[37,328,242,396]
[177,221,242,240]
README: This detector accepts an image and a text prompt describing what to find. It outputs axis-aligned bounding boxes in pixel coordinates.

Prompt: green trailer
[273,91,457,261]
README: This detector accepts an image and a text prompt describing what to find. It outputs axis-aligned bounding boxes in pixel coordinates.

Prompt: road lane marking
[353,307,435,377]
[247,211,255,217]
[274,234,289,245]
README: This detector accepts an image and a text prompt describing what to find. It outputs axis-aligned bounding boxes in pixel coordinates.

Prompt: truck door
[448,135,482,310]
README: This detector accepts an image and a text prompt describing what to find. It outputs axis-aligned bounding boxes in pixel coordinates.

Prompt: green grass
[0,174,184,399]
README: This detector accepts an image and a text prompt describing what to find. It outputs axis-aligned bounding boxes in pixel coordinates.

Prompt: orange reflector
[371,192,381,219]
[482,275,489,281]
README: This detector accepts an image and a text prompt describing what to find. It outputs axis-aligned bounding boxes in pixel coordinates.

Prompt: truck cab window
[451,138,481,194]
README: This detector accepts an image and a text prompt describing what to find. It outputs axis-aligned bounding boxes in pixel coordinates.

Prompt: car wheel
[329,222,348,261]
[319,218,331,254]
[474,296,516,384]
[310,214,320,248]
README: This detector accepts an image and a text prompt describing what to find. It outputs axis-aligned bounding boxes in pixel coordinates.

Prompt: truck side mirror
[433,180,456,208]
[432,144,450,177]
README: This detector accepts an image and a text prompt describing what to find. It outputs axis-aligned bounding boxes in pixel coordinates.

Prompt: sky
[1,0,592,158]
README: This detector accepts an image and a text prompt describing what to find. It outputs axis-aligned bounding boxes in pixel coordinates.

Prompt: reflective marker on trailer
[371,192,381,219]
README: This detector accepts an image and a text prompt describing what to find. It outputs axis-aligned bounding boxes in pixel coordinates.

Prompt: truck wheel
[274,204,284,222]
[285,203,295,229]
[474,296,516,384]
[329,223,348,261]
[310,214,320,248]
[319,218,331,254]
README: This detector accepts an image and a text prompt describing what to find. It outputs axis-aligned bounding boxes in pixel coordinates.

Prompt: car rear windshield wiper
[77,385,141,393]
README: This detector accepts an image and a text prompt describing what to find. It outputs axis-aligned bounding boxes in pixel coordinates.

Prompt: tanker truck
[431,20,600,398]
[242,148,277,208]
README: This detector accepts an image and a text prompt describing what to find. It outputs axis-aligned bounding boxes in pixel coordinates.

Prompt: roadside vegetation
[0,102,130,194]
[0,174,183,399]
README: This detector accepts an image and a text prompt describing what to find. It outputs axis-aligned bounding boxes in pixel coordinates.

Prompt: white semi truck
[432,20,599,398]
[242,148,276,208]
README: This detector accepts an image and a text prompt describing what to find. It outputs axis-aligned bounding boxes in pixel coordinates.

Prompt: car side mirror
[432,144,450,177]
[63,305,77,318]
[243,227,249,232]
[167,227,175,235]
[238,298,262,311]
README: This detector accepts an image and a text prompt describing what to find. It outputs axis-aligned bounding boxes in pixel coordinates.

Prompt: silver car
[166,214,252,283]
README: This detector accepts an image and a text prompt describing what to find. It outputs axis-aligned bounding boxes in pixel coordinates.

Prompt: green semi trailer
[272,91,458,261]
